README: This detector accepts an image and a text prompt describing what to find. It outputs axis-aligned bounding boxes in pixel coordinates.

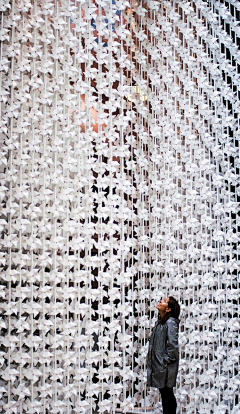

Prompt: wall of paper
[1,0,239,413]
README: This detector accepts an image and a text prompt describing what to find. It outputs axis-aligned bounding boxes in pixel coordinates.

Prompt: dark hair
[159,296,180,324]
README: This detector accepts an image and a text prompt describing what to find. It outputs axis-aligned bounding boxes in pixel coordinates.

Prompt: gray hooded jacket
[147,317,180,389]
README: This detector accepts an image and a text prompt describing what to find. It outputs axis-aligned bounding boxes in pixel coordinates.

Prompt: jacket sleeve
[162,320,179,367]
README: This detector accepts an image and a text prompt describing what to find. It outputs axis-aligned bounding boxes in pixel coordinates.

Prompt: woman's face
[156,297,170,313]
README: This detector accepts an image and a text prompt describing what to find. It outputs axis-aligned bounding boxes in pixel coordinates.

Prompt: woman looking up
[147,296,180,414]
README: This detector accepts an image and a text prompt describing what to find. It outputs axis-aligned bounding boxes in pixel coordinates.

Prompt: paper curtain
[0,0,240,413]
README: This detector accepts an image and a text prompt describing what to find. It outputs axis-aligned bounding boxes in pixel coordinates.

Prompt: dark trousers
[159,387,177,414]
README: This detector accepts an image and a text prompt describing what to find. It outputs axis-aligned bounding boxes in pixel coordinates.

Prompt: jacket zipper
[150,322,159,384]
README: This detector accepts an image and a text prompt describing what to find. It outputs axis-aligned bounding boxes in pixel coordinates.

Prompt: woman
[147,296,180,414]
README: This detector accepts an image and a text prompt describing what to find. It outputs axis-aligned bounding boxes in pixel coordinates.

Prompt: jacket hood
[168,316,180,325]
[157,315,180,325]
